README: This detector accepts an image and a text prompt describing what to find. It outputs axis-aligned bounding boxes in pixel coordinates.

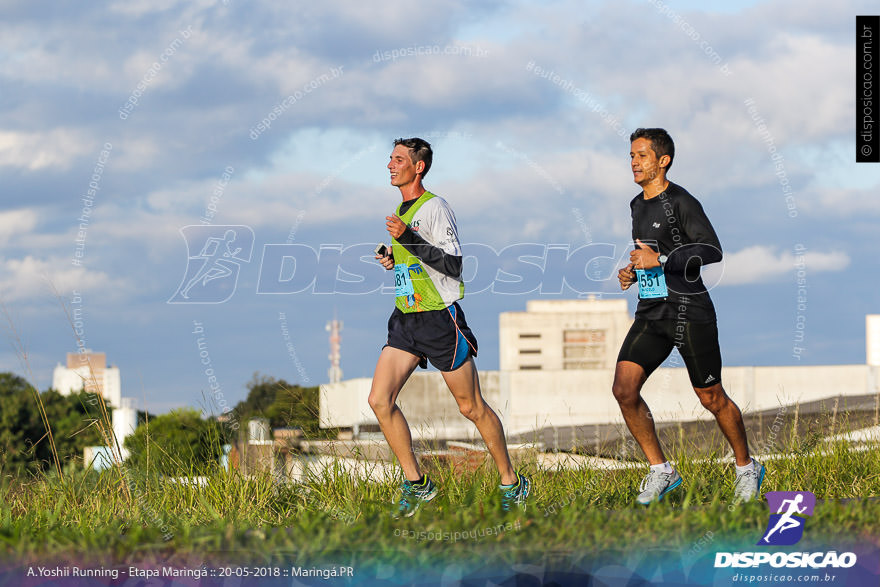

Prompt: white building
[112,397,138,460]
[867,315,880,366]
[320,302,880,440]
[499,298,632,371]
[53,351,121,408]
[53,351,142,468]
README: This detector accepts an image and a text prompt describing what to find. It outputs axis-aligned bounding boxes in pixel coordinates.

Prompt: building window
[563,329,605,369]
[519,365,542,370]
[519,349,541,354]
[519,333,541,339]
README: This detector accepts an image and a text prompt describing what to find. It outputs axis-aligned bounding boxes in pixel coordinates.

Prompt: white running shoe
[636,469,683,505]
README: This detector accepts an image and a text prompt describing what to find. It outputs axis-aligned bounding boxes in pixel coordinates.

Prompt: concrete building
[84,397,137,470]
[867,314,880,366]
[54,351,141,469]
[112,397,138,460]
[53,350,121,408]
[499,298,631,371]
[320,302,880,442]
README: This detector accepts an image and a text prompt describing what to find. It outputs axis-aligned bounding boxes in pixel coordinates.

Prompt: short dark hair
[630,128,675,171]
[393,137,433,177]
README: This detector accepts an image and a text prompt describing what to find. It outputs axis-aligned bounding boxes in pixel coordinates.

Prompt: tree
[41,390,107,468]
[0,373,42,473]
[232,373,333,438]
[124,408,227,475]
[0,372,109,475]
[264,383,326,437]
[235,373,279,417]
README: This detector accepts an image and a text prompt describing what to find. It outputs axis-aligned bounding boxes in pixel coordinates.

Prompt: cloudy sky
[0,0,876,414]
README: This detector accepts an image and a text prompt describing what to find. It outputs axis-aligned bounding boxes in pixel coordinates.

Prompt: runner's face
[630,138,665,186]
[388,145,421,187]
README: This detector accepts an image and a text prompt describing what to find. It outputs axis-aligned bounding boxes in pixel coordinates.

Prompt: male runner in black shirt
[615,128,764,505]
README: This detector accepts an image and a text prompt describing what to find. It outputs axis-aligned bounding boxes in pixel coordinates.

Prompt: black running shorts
[617,319,722,387]
[385,302,478,372]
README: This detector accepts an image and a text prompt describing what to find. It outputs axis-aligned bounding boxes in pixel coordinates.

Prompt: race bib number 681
[394,263,414,297]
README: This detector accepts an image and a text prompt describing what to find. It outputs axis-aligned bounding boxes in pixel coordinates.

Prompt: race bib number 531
[636,266,668,299]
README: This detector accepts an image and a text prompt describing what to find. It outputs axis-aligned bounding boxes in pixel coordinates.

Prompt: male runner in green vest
[370,137,529,517]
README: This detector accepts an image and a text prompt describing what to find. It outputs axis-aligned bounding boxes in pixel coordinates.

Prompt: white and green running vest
[391,191,465,313]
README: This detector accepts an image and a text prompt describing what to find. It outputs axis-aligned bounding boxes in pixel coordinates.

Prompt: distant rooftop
[523,298,628,313]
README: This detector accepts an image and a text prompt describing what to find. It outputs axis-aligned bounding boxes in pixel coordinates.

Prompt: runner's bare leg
[368,346,423,481]
[442,356,517,485]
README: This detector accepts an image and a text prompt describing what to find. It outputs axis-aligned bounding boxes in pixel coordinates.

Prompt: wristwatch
[658,254,668,266]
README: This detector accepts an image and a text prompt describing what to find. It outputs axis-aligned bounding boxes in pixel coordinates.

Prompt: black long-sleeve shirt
[630,181,721,322]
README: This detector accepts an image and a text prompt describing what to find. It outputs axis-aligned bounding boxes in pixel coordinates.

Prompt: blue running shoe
[500,471,530,512]
[637,469,682,505]
[733,459,766,503]
[395,477,438,518]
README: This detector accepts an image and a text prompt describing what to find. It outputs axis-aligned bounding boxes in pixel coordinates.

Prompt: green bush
[124,408,227,475]
[233,373,335,439]
[0,372,106,475]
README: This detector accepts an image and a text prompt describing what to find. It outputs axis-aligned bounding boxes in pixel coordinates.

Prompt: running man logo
[759,491,816,546]
[168,225,255,304]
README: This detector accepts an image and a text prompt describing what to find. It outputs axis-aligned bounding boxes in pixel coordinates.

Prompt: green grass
[1,438,878,568]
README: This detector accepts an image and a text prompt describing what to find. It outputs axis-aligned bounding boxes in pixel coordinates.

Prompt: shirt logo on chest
[652,222,661,228]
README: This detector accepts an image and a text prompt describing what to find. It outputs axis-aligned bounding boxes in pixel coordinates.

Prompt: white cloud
[0,209,38,246]
[0,129,91,170]
[704,245,849,286]
[111,138,163,172]
[0,256,130,303]
[809,185,880,217]
[107,0,193,17]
